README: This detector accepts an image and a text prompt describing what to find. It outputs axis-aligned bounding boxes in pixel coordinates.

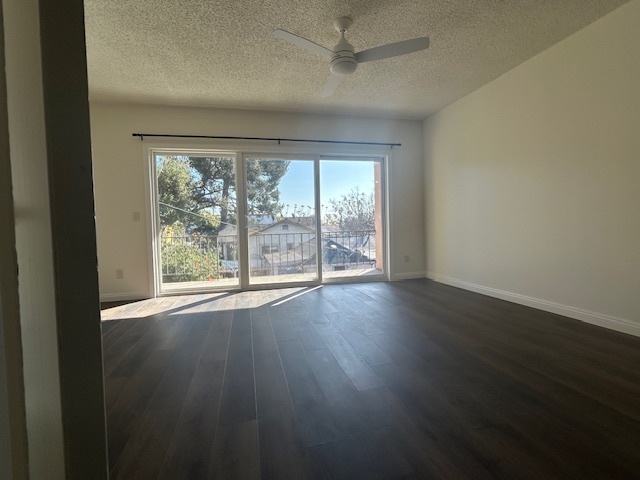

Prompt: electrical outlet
[116,269,124,279]
[404,255,410,263]
[132,211,141,222]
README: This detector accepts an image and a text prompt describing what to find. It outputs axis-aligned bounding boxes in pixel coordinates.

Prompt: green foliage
[189,156,237,231]
[324,187,375,231]
[157,155,289,234]
[246,158,290,216]
[161,226,222,283]
[156,156,196,226]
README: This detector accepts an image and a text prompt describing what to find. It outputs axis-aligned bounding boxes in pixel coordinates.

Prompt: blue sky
[157,154,375,218]
[276,160,375,216]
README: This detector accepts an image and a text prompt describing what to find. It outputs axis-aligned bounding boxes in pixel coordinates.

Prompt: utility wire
[158,202,236,228]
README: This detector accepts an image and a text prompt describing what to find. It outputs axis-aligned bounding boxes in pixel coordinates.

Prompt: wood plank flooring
[101,280,640,479]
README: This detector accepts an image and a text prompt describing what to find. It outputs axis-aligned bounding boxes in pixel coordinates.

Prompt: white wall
[91,104,425,299]
[3,0,65,477]
[424,0,640,335]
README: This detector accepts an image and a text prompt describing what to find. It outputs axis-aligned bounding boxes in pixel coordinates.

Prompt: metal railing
[250,232,315,277]
[161,234,238,283]
[321,230,376,272]
[160,230,376,283]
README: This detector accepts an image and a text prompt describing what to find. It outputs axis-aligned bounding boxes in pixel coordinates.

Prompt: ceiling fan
[273,17,429,97]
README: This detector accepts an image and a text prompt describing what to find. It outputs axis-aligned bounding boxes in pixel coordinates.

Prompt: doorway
[150,149,387,294]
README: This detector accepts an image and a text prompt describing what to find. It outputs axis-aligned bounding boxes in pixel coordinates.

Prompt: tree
[156,156,196,226]
[188,156,237,229]
[324,187,375,231]
[246,158,290,217]
[157,155,289,233]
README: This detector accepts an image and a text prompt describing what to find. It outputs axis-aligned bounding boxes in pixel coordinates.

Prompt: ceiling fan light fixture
[330,56,357,75]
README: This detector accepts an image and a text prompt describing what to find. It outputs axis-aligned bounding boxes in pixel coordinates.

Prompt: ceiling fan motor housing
[330,30,357,75]
[330,54,357,75]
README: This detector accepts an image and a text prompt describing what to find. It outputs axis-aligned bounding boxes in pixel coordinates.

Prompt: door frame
[144,142,390,297]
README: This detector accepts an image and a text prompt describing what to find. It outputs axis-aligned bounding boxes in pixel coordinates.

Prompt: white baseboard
[392,271,427,281]
[426,272,640,338]
[100,292,149,303]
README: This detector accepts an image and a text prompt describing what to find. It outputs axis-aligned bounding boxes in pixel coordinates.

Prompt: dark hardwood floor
[100,280,640,479]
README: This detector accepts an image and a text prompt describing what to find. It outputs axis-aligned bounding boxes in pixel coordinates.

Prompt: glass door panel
[319,159,385,280]
[155,153,239,293]
[245,157,318,285]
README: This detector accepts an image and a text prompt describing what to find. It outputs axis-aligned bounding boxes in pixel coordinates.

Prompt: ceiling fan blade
[273,29,334,58]
[355,37,429,63]
[321,73,343,97]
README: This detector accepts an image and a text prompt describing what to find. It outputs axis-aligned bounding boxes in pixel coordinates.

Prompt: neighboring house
[218,217,317,273]
[217,216,375,274]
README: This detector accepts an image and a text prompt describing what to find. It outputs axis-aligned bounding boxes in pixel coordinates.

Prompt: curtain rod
[131,133,400,148]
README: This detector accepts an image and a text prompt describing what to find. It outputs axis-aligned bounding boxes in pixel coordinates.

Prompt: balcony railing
[160,230,376,283]
[160,234,238,283]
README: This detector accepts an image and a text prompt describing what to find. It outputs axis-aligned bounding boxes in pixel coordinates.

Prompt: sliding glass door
[245,156,318,286]
[152,150,386,294]
[319,158,385,280]
[154,152,240,294]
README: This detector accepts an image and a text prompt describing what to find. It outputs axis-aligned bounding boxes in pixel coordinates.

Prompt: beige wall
[91,104,425,299]
[424,1,640,334]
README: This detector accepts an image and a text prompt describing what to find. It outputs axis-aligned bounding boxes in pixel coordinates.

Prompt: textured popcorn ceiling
[84,0,630,119]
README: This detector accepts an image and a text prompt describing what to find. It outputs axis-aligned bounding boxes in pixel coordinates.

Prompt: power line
[158,202,236,228]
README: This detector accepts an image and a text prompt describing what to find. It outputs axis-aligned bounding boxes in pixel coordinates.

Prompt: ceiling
[83,0,629,119]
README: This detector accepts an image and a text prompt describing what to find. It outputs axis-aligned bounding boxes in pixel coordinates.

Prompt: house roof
[218,224,258,238]
[257,218,315,234]
[218,217,316,238]
[284,216,316,228]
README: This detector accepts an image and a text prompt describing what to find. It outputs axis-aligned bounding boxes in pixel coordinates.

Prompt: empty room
[1,0,639,479]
